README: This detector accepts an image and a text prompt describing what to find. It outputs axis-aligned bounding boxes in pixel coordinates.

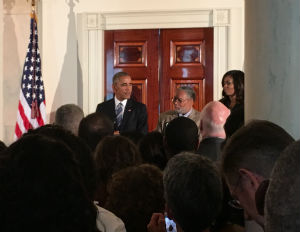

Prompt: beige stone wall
[2,0,31,144]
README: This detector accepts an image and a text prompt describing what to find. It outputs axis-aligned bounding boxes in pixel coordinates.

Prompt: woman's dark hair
[221,70,245,106]
[94,135,141,205]
[139,132,167,170]
[105,164,165,232]
[0,140,7,156]
[0,134,98,232]
[26,124,97,200]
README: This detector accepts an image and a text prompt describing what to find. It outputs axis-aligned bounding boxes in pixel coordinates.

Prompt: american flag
[14,11,46,139]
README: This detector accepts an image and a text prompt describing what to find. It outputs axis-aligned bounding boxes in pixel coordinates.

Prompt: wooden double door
[104,28,213,131]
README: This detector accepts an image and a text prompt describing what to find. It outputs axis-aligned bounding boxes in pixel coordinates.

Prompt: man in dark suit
[96,72,148,134]
[196,101,230,161]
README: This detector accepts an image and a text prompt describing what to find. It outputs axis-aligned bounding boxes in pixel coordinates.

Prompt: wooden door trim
[78,9,234,113]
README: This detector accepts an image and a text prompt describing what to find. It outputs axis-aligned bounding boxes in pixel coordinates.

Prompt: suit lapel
[121,99,133,129]
[188,108,195,120]
[109,99,117,119]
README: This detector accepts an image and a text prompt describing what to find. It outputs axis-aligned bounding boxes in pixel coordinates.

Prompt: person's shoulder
[192,108,201,116]
[95,204,126,232]
[96,99,114,112]
[128,99,147,110]
[97,99,114,107]
[159,110,178,118]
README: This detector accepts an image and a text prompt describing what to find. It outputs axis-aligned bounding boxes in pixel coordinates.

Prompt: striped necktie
[116,102,123,128]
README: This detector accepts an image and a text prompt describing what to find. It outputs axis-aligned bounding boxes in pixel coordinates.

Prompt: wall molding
[78,9,232,113]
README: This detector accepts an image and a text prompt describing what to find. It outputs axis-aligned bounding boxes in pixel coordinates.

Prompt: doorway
[104,28,213,131]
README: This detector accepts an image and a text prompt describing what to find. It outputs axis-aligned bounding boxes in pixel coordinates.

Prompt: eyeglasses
[172,97,189,104]
[228,175,243,210]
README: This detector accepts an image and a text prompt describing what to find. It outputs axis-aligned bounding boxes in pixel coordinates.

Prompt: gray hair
[265,140,300,232]
[112,72,130,84]
[54,104,84,135]
[177,86,196,101]
[163,152,222,232]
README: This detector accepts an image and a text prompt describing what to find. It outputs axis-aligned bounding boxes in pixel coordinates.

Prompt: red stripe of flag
[14,123,22,139]
[18,101,33,130]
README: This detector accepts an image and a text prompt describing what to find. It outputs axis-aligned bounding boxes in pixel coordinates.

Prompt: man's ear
[238,168,263,191]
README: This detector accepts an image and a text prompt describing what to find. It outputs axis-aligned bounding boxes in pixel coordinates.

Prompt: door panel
[105,30,159,131]
[160,28,213,113]
[104,28,213,132]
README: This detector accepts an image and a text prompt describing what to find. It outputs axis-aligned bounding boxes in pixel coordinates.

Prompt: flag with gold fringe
[14,10,46,139]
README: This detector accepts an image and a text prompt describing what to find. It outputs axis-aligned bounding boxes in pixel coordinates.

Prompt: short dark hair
[139,131,167,170]
[221,70,244,106]
[105,164,165,232]
[265,140,300,232]
[165,117,199,157]
[112,72,131,84]
[27,124,97,200]
[54,104,84,135]
[177,86,196,101]
[164,152,223,232]
[0,140,6,154]
[0,134,98,232]
[121,130,145,145]
[221,120,294,185]
[94,135,141,205]
[78,112,114,151]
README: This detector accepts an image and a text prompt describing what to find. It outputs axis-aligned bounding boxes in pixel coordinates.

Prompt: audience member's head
[78,112,114,151]
[221,120,294,227]
[94,135,141,205]
[27,124,97,200]
[0,134,98,232]
[164,117,199,157]
[164,152,223,232]
[200,101,230,139]
[0,140,7,153]
[54,104,84,135]
[105,164,164,232]
[120,130,145,145]
[265,140,300,232]
[139,131,167,170]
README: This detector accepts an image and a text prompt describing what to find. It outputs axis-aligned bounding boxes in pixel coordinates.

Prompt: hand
[113,130,120,135]
[147,213,166,232]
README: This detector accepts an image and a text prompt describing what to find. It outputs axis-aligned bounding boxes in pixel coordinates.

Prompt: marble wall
[245,0,300,139]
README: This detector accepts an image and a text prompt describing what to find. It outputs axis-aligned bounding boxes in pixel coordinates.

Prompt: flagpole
[15,0,46,139]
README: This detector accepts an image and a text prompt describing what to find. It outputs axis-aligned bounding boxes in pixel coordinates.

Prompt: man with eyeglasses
[156,86,201,135]
[221,120,294,229]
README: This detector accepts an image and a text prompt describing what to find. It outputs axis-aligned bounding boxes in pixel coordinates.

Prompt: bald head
[200,101,230,139]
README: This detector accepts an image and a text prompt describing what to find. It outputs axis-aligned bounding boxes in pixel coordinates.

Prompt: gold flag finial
[26,0,37,10]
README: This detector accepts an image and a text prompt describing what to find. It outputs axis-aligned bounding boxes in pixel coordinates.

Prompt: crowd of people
[0,70,299,232]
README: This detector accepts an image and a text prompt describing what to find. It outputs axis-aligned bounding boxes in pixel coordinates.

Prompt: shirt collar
[179,108,193,117]
[114,96,128,108]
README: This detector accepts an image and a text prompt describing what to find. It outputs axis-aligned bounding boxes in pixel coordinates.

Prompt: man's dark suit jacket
[96,98,148,134]
[196,137,225,161]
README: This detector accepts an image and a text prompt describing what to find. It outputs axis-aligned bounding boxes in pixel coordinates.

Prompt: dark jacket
[96,98,148,134]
